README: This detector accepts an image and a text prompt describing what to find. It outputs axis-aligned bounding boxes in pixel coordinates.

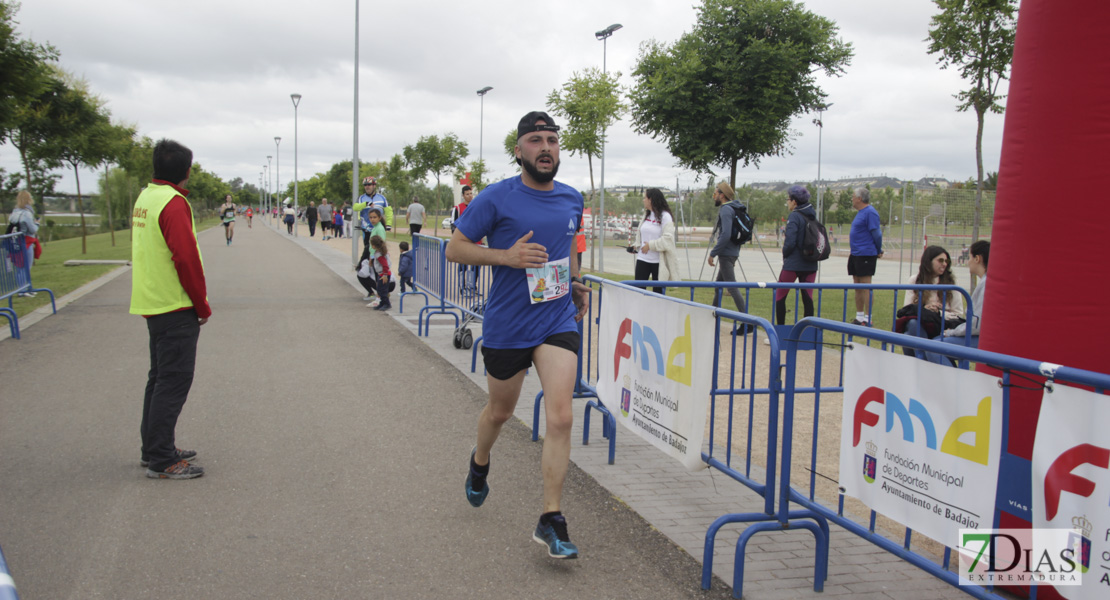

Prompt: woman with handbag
[632,188,678,295]
[896,245,965,356]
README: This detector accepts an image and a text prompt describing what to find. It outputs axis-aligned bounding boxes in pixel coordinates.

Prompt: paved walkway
[0,219,968,599]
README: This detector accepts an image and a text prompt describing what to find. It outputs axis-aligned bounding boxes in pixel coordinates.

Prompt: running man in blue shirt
[446,111,590,560]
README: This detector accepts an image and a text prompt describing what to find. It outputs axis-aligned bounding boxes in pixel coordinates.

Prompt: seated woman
[896,245,964,357]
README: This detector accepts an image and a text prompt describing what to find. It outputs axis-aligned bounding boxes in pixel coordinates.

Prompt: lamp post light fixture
[477,86,493,167]
[594,23,622,272]
[291,93,302,237]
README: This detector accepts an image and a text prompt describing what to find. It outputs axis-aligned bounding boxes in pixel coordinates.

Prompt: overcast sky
[2,0,1010,198]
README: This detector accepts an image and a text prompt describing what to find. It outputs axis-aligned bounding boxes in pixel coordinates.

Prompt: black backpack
[800,213,831,261]
[5,221,21,235]
[727,204,754,245]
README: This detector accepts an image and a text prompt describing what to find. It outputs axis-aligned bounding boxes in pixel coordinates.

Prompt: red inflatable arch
[981,0,1110,597]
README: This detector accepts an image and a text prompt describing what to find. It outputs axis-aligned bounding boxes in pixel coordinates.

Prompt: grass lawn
[7,218,220,318]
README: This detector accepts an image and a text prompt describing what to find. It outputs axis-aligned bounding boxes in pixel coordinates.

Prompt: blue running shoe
[533,514,579,559]
[464,447,489,507]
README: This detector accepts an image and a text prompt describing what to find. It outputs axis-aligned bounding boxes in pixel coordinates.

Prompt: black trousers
[141,309,201,470]
[357,275,377,296]
[634,259,663,295]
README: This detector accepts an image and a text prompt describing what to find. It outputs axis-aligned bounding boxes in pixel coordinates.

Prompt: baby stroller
[453,266,484,350]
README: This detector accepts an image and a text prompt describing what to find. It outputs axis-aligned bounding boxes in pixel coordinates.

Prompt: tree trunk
[729,159,738,190]
[106,166,116,247]
[73,164,87,254]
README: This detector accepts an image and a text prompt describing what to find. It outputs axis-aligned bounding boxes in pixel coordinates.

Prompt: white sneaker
[368,299,381,308]
[361,294,374,301]
[763,337,771,346]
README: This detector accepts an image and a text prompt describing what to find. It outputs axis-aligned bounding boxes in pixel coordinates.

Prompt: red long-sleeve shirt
[153,180,211,319]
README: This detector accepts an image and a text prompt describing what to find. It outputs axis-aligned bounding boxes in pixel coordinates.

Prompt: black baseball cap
[517,111,560,139]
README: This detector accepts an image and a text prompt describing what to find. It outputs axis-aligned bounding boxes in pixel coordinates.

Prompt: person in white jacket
[634,188,678,295]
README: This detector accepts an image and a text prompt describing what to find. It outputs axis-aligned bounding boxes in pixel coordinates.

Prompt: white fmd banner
[839,344,1002,545]
[1033,383,1110,598]
[596,282,715,470]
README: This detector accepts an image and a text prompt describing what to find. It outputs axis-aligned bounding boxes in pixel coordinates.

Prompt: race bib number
[525,257,570,304]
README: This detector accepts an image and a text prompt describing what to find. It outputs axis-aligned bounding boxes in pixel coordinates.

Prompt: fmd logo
[852,385,992,466]
[612,315,693,386]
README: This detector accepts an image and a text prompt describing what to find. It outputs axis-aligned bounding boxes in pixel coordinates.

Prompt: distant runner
[219,195,236,245]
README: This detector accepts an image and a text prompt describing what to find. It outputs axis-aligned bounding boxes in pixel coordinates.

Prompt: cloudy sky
[3,0,1010,198]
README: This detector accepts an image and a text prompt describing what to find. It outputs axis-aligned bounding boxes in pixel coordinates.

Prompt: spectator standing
[7,190,41,295]
[355,177,388,248]
[318,199,333,240]
[398,240,414,293]
[282,200,295,235]
[305,201,318,237]
[129,139,209,480]
[635,188,677,295]
[451,186,473,232]
[342,202,353,239]
[707,182,748,316]
[333,206,344,239]
[406,197,425,240]
[369,235,393,311]
[848,187,883,325]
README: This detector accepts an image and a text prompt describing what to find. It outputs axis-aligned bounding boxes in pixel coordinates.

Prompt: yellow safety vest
[129,183,204,315]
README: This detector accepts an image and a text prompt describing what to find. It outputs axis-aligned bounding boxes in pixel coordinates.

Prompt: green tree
[547,67,627,269]
[453,158,489,192]
[927,0,1016,250]
[0,0,57,149]
[186,163,231,211]
[402,133,469,215]
[630,0,852,188]
[379,154,415,210]
[502,129,520,169]
[34,72,132,253]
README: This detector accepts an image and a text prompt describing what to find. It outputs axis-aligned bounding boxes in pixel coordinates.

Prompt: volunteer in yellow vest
[130,139,210,480]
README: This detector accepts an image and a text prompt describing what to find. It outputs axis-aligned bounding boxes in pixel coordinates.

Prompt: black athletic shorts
[848,254,878,278]
[481,331,580,381]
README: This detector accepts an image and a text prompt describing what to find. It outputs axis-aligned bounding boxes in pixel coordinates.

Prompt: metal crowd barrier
[0,232,56,340]
[770,317,1110,600]
[546,279,977,598]
[405,233,455,336]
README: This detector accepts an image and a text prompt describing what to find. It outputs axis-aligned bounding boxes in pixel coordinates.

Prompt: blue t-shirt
[849,204,882,256]
[455,176,583,349]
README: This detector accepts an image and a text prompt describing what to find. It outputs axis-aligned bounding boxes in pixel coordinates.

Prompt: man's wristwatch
[571,276,583,285]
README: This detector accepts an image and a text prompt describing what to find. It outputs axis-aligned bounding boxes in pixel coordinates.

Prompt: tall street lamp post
[274,137,282,219]
[595,23,621,273]
[291,93,302,237]
[266,156,272,221]
[477,86,493,168]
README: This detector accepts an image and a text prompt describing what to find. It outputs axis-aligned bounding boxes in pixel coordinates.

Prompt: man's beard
[521,154,560,184]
